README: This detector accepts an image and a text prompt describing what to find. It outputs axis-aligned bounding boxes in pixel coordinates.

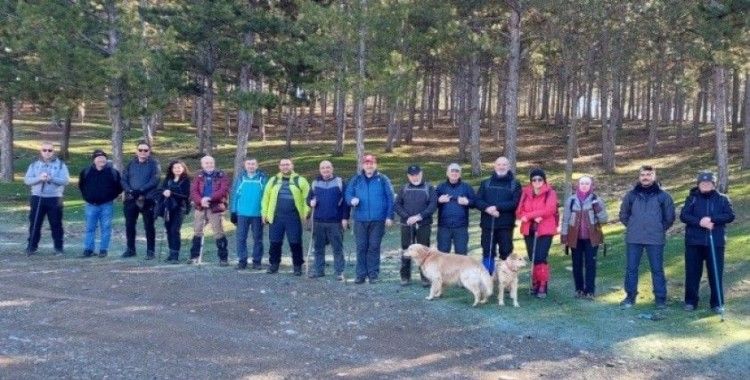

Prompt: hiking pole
[345,204,357,284]
[708,231,725,322]
[529,223,539,295]
[158,205,169,263]
[484,215,497,275]
[305,207,315,276]
[28,182,45,255]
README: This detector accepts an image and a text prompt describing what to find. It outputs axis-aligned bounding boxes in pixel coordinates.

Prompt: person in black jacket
[395,164,437,286]
[78,150,122,258]
[435,163,476,255]
[158,160,191,263]
[120,141,161,259]
[680,172,735,313]
[474,156,522,274]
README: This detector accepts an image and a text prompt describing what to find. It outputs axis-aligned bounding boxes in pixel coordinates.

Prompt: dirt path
[0,253,731,379]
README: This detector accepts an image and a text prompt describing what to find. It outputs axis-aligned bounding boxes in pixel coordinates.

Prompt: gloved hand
[230,212,238,225]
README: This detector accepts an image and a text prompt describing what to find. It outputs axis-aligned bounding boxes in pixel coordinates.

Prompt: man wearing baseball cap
[435,163,476,255]
[78,150,122,257]
[679,171,735,313]
[395,164,437,286]
[345,154,394,284]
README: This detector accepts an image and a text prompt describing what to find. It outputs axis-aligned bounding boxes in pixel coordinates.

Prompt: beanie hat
[91,149,107,160]
[696,171,716,185]
[529,168,546,182]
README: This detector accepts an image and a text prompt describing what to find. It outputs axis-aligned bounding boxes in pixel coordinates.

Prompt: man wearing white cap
[435,163,476,255]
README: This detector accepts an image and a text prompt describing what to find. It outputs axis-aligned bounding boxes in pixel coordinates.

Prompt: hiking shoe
[219,260,229,267]
[400,278,411,286]
[98,250,108,258]
[251,262,263,270]
[166,258,180,265]
[266,265,279,274]
[121,250,136,258]
[712,306,725,314]
[368,277,379,284]
[53,249,65,256]
[354,277,366,284]
[620,298,634,309]
[145,251,155,260]
[683,304,696,311]
[308,272,324,279]
[336,274,345,282]
[574,291,585,299]
[80,250,94,258]
[655,301,667,310]
[584,293,595,300]
[536,292,547,299]
[235,261,247,270]
[293,266,303,276]
[25,248,37,256]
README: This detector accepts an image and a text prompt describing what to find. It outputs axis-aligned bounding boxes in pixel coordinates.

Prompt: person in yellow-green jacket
[262,158,310,275]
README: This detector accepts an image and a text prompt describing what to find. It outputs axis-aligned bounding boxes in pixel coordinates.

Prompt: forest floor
[1,115,748,379]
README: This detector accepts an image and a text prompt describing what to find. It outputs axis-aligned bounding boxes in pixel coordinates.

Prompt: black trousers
[124,199,156,252]
[164,209,184,252]
[400,223,431,280]
[684,244,724,308]
[27,196,64,251]
[481,228,514,260]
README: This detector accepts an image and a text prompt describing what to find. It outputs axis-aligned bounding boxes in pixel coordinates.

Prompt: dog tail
[480,270,494,297]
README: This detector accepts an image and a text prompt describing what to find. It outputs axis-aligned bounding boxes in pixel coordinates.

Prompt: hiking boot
[25,248,37,256]
[619,298,634,309]
[574,290,585,299]
[219,260,229,267]
[145,251,155,260]
[235,260,248,270]
[308,272,324,279]
[655,301,667,310]
[683,304,696,312]
[354,277,366,284]
[53,249,65,256]
[583,293,595,300]
[368,277,379,284]
[266,264,279,274]
[293,265,303,276]
[712,306,724,314]
[536,282,547,298]
[121,249,136,258]
[400,278,411,286]
[98,250,108,258]
[80,250,94,258]
[186,258,198,265]
[251,263,263,270]
[336,273,345,282]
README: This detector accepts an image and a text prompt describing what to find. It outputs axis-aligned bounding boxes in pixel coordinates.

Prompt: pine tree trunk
[385,99,400,153]
[58,116,72,162]
[504,1,521,171]
[427,72,436,129]
[647,74,660,156]
[712,66,729,192]
[540,69,550,122]
[565,84,581,201]
[105,0,125,171]
[469,53,482,176]
[201,74,215,155]
[600,70,614,173]
[405,80,417,144]
[234,31,256,177]
[604,72,620,173]
[0,98,14,182]
[354,0,367,170]
[493,67,503,142]
[731,68,740,138]
[419,72,429,130]
[333,68,346,156]
[742,70,750,169]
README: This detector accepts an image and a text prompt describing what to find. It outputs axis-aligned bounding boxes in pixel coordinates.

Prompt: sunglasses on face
[531,177,544,182]
[138,148,150,152]
[41,149,53,152]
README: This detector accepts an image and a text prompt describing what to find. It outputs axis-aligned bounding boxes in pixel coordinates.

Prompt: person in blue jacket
[435,163,476,255]
[680,171,735,313]
[307,160,350,280]
[230,158,267,270]
[345,154,394,284]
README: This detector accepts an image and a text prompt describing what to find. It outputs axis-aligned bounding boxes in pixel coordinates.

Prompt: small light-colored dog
[403,244,493,307]
[495,253,527,307]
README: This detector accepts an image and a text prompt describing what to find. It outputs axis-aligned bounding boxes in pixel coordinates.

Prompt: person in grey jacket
[23,142,70,255]
[618,165,675,309]
[120,141,161,259]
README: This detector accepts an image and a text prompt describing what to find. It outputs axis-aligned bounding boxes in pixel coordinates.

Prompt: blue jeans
[236,216,264,263]
[437,226,469,255]
[84,202,114,252]
[354,220,385,280]
[571,239,598,294]
[624,243,667,303]
[313,222,344,275]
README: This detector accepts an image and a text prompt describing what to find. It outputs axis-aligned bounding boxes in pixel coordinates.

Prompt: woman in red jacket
[516,168,559,298]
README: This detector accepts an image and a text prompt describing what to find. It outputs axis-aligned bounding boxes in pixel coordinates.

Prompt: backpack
[547,190,560,228]
[269,174,301,191]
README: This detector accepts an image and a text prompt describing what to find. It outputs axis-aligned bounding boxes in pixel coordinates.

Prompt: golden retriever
[496,253,527,307]
[403,244,493,307]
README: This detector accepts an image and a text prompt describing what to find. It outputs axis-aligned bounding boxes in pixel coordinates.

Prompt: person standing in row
[561,175,608,299]
[189,156,231,265]
[307,160,349,280]
[618,165,675,309]
[475,156,522,274]
[435,163,476,255]
[120,141,161,259]
[262,158,310,276]
[395,164,437,286]
[159,160,191,263]
[345,154,394,284]
[516,168,559,299]
[680,171,734,313]
[78,149,122,258]
[24,142,70,256]
[231,158,267,270]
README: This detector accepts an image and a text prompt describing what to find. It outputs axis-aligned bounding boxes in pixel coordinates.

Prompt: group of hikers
[23,140,735,313]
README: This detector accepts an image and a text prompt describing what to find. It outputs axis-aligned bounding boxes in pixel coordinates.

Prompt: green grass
[1,115,748,368]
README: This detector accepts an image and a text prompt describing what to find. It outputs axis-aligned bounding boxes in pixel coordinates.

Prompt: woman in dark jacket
[679,172,734,313]
[561,176,608,299]
[159,160,191,263]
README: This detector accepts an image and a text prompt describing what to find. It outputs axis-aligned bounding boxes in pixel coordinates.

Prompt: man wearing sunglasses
[120,140,161,259]
[23,142,70,256]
